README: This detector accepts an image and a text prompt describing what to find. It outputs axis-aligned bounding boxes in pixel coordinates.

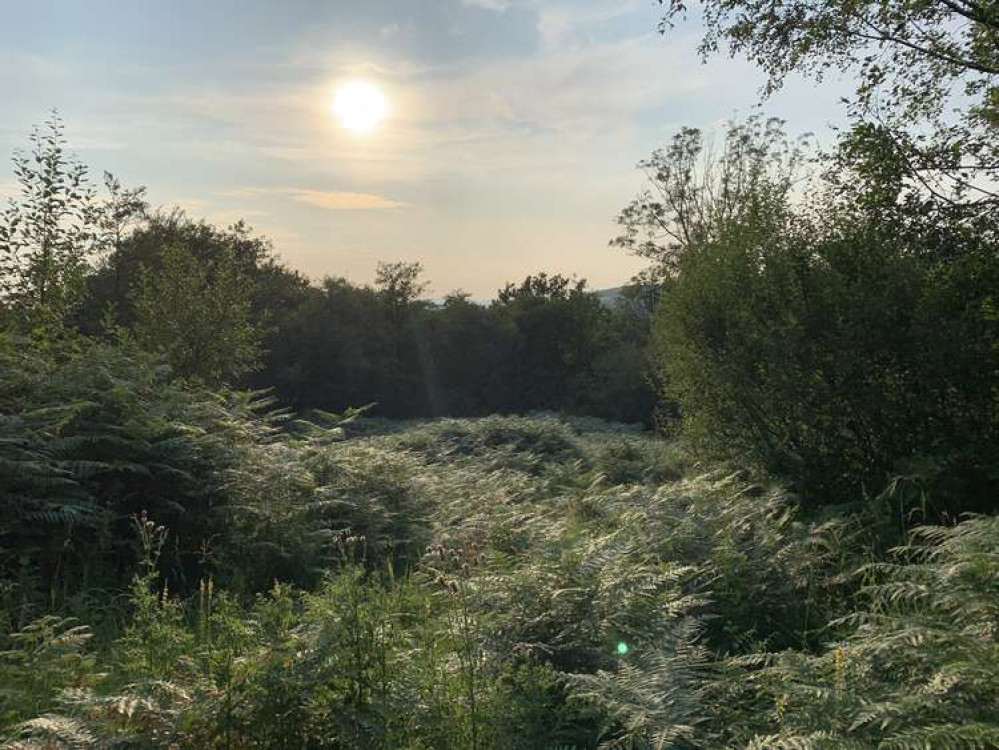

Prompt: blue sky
[0,0,850,297]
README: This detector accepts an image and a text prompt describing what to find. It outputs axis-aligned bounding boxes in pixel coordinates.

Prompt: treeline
[258,269,655,422]
[5,102,999,518]
[66,201,657,424]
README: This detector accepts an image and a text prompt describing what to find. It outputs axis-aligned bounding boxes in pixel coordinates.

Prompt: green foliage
[0,115,147,338]
[2,412,997,748]
[491,274,646,419]
[0,331,416,614]
[0,116,144,335]
[657,0,999,205]
[631,118,999,508]
[0,616,96,728]
[82,210,304,331]
[0,115,94,332]
[614,117,808,272]
[736,515,999,749]
[254,275,411,413]
[129,241,263,385]
[376,260,430,309]
[257,269,656,423]
[412,292,516,417]
[0,332,235,616]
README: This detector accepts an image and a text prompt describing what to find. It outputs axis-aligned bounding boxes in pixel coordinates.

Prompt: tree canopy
[658,0,999,205]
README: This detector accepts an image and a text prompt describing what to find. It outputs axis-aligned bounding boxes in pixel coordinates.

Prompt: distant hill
[595,286,625,306]
[596,283,662,316]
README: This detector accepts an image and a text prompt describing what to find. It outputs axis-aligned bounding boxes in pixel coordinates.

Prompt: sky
[0,0,850,298]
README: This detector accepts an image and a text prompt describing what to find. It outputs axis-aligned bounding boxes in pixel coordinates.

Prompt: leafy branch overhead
[658,0,999,204]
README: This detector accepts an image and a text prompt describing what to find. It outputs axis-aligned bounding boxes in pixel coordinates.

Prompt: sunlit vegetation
[2,0,998,746]
[3,392,998,747]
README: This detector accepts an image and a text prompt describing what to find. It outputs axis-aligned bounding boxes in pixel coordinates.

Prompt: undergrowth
[2,410,997,748]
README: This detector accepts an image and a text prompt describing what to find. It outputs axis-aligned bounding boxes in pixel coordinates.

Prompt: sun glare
[332,80,387,135]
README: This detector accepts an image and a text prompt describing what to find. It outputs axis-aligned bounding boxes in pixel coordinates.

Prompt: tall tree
[413,292,515,416]
[493,274,609,412]
[613,116,808,275]
[375,260,429,312]
[635,119,999,508]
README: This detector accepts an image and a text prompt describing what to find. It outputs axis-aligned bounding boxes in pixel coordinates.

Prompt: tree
[641,119,999,509]
[263,277,394,413]
[0,116,97,331]
[375,260,429,311]
[94,172,148,259]
[129,242,263,385]
[83,211,283,328]
[374,261,432,414]
[496,272,584,305]
[657,0,999,205]
[579,289,660,425]
[0,115,147,335]
[82,210,311,391]
[413,292,516,416]
[493,274,611,413]
[613,117,809,275]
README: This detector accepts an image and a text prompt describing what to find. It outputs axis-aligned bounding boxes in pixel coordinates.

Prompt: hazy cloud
[219,187,408,211]
[292,189,408,211]
[0,0,849,295]
[462,0,512,11]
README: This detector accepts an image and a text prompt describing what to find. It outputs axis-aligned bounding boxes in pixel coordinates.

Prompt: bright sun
[332,81,387,135]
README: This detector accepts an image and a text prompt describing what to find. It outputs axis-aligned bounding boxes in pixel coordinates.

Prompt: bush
[637,120,999,511]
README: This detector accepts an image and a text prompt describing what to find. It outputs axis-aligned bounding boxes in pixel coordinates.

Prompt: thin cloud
[172,196,210,211]
[218,186,408,211]
[462,0,512,11]
[292,189,408,211]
